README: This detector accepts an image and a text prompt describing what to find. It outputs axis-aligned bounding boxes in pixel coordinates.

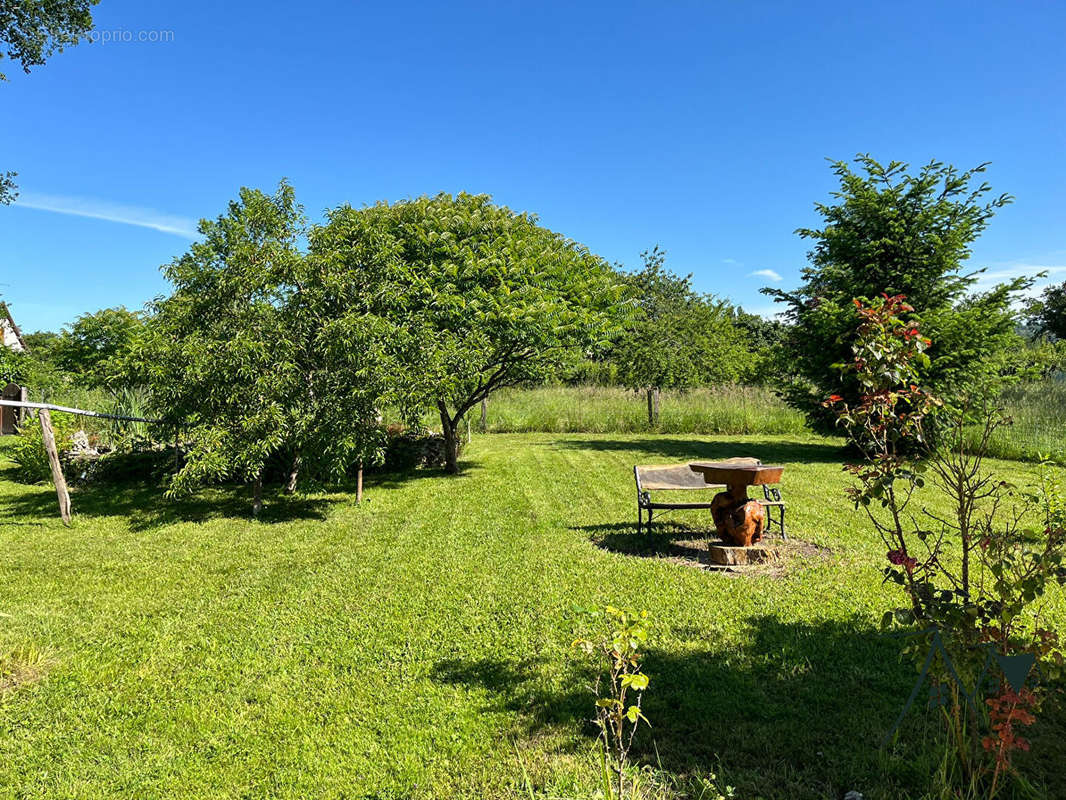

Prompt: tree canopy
[143,182,394,514]
[765,155,1025,429]
[52,306,145,389]
[309,192,626,472]
[1,0,98,203]
[0,0,97,80]
[0,170,15,205]
[611,246,751,422]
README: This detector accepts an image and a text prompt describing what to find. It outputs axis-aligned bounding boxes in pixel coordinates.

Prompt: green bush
[10,412,78,484]
[379,429,461,472]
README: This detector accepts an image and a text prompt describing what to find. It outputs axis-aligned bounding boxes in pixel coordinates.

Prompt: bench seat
[634,458,786,539]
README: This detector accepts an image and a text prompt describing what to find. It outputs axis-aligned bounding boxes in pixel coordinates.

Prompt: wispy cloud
[722,257,739,265]
[15,192,198,238]
[748,268,782,283]
[970,264,1066,292]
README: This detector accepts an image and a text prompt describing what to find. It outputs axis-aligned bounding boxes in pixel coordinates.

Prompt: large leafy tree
[143,182,392,514]
[612,247,750,423]
[765,155,1025,430]
[310,192,626,473]
[1,0,99,203]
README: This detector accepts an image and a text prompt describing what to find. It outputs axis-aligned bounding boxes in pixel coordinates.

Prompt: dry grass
[0,644,49,698]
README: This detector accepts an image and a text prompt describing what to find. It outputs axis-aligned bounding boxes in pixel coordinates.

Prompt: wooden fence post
[38,408,72,525]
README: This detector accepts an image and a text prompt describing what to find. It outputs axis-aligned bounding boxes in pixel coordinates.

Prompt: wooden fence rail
[0,398,164,424]
[0,399,173,525]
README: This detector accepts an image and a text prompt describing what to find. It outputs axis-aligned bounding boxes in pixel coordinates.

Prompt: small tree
[767,155,1024,431]
[144,182,391,514]
[310,192,625,473]
[612,247,749,424]
[572,606,651,800]
[825,296,1066,797]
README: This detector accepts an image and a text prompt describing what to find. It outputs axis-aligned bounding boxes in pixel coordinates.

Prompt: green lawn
[1,433,1064,799]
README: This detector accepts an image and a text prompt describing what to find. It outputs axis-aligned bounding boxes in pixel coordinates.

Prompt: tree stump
[707,543,777,566]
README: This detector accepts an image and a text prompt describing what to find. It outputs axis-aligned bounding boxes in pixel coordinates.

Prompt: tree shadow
[573,521,713,559]
[363,460,484,490]
[431,656,590,738]
[552,437,845,465]
[0,480,337,531]
[430,615,1066,799]
[0,457,486,530]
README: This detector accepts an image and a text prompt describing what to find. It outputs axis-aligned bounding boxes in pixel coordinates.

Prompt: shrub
[10,412,79,484]
[68,444,174,486]
[379,428,462,472]
[825,296,1066,798]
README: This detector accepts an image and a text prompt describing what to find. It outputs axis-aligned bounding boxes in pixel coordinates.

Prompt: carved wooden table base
[688,462,783,548]
[710,484,766,547]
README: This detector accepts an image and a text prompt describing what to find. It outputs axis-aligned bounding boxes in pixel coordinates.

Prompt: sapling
[572,605,651,799]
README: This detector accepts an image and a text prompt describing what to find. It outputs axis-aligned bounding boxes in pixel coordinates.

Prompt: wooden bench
[634,458,786,539]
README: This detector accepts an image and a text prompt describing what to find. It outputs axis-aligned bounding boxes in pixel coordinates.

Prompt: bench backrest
[634,457,760,492]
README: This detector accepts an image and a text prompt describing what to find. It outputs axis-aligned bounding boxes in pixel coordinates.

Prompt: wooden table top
[688,462,785,486]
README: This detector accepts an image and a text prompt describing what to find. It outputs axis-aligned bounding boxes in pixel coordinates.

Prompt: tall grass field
[978,379,1066,463]
[460,385,808,436]
[448,382,1066,466]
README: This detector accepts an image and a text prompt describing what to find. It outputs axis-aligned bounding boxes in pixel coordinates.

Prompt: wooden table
[688,462,785,547]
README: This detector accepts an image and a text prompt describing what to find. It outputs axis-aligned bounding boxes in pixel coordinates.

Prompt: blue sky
[1,0,1064,333]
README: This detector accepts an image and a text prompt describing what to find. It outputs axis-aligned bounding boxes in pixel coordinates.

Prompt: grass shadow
[431,656,590,735]
[0,480,337,531]
[364,459,485,490]
[432,615,1066,799]
[576,522,821,575]
[574,521,712,558]
[1,457,487,530]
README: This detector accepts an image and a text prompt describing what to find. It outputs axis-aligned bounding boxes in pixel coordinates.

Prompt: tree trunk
[252,471,264,518]
[480,397,488,432]
[439,405,460,474]
[38,408,72,525]
[284,452,302,494]
[356,461,364,504]
[646,387,660,425]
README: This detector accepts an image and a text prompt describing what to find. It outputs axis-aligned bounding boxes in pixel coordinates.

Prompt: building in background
[1,302,29,435]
